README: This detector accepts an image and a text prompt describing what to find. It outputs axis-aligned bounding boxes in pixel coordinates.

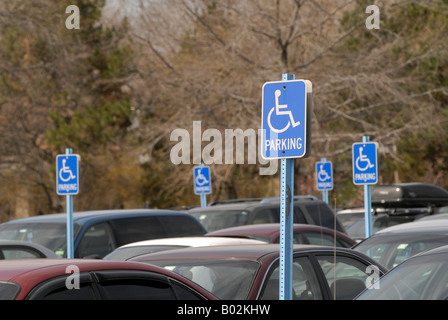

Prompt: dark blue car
[0,209,206,258]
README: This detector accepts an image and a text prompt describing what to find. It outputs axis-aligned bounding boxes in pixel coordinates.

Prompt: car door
[259,255,323,300]
[310,252,382,300]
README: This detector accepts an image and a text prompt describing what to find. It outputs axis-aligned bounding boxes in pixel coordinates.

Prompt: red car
[0,259,218,300]
[207,223,356,247]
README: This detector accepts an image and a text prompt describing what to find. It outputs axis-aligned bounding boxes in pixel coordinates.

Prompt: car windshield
[139,258,259,299]
[357,253,448,300]
[189,210,249,232]
[0,222,81,257]
[354,234,448,269]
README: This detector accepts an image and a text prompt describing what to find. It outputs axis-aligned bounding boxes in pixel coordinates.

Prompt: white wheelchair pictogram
[59,159,76,182]
[318,164,331,181]
[355,147,374,171]
[267,89,301,133]
[195,169,209,186]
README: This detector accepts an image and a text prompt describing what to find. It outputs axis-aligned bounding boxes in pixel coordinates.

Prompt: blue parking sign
[352,142,378,185]
[261,80,311,159]
[316,161,333,190]
[194,166,211,195]
[56,154,80,195]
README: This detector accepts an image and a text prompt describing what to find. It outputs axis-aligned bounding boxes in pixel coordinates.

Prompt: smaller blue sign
[316,161,333,190]
[194,166,212,195]
[56,154,80,195]
[352,142,378,185]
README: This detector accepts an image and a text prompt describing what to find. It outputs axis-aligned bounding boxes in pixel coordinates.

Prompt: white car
[103,236,266,261]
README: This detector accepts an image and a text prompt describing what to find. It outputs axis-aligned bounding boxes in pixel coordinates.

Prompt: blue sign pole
[199,164,207,208]
[321,158,329,204]
[363,136,373,238]
[65,148,74,259]
[279,73,295,300]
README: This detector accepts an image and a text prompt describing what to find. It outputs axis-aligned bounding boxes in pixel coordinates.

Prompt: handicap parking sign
[56,154,80,195]
[352,142,378,185]
[193,166,211,195]
[261,80,311,159]
[316,161,333,190]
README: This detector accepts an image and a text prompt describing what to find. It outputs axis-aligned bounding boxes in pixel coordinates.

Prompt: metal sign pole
[279,73,295,300]
[65,148,74,259]
[363,136,373,238]
[321,157,329,204]
[198,163,207,207]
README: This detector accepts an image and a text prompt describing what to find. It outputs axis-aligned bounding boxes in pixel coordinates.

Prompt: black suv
[188,196,346,233]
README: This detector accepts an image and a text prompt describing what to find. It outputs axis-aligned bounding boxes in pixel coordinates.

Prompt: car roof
[188,202,265,212]
[375,218,448,235]
[207,223,344,235]
[188,198,322,213]
[118,236,267,248]
[131,243,358,262]
[0,259,217,300]
[1,209,193,225]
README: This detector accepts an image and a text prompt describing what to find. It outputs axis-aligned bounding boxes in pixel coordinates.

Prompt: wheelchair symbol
[195,169,209,186]
[355,147,374,171]
[317,164,331,181]
[59,159,76,182]
[267,89,301,133]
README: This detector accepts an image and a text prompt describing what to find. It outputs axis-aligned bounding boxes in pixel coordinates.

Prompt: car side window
[158,215,206,237]
[40,284,97,300]
[260,256,322,300]
[77,222,117,258]
[1,246,43,259]
[27,274,97,300]
[316,255,370,300]
[302,232,337,247]
[110,217,165,246]
[292,206,308,224]
[252,208,279,224]
[99,278,177,300]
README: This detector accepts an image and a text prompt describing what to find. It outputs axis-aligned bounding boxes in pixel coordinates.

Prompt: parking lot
[1,182,448,304]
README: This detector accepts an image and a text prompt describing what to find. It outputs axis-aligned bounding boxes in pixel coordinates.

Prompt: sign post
[193,164,211,207]
[316,158,333,204]
[352,136,378,238]
[262,73,312,300]
[56,148,80,259]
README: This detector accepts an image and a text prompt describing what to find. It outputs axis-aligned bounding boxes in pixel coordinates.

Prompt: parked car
[352,219,448,269]
[0,259,218,300]
[371,182,448,209]
[0,240,61,259]
[188,196,346,234]
[344,212,425,242]
[131,244,387,300]
[356,244,448,300]
[0,209,206,259]
[206,223,356,248]
[103,236,266,261]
